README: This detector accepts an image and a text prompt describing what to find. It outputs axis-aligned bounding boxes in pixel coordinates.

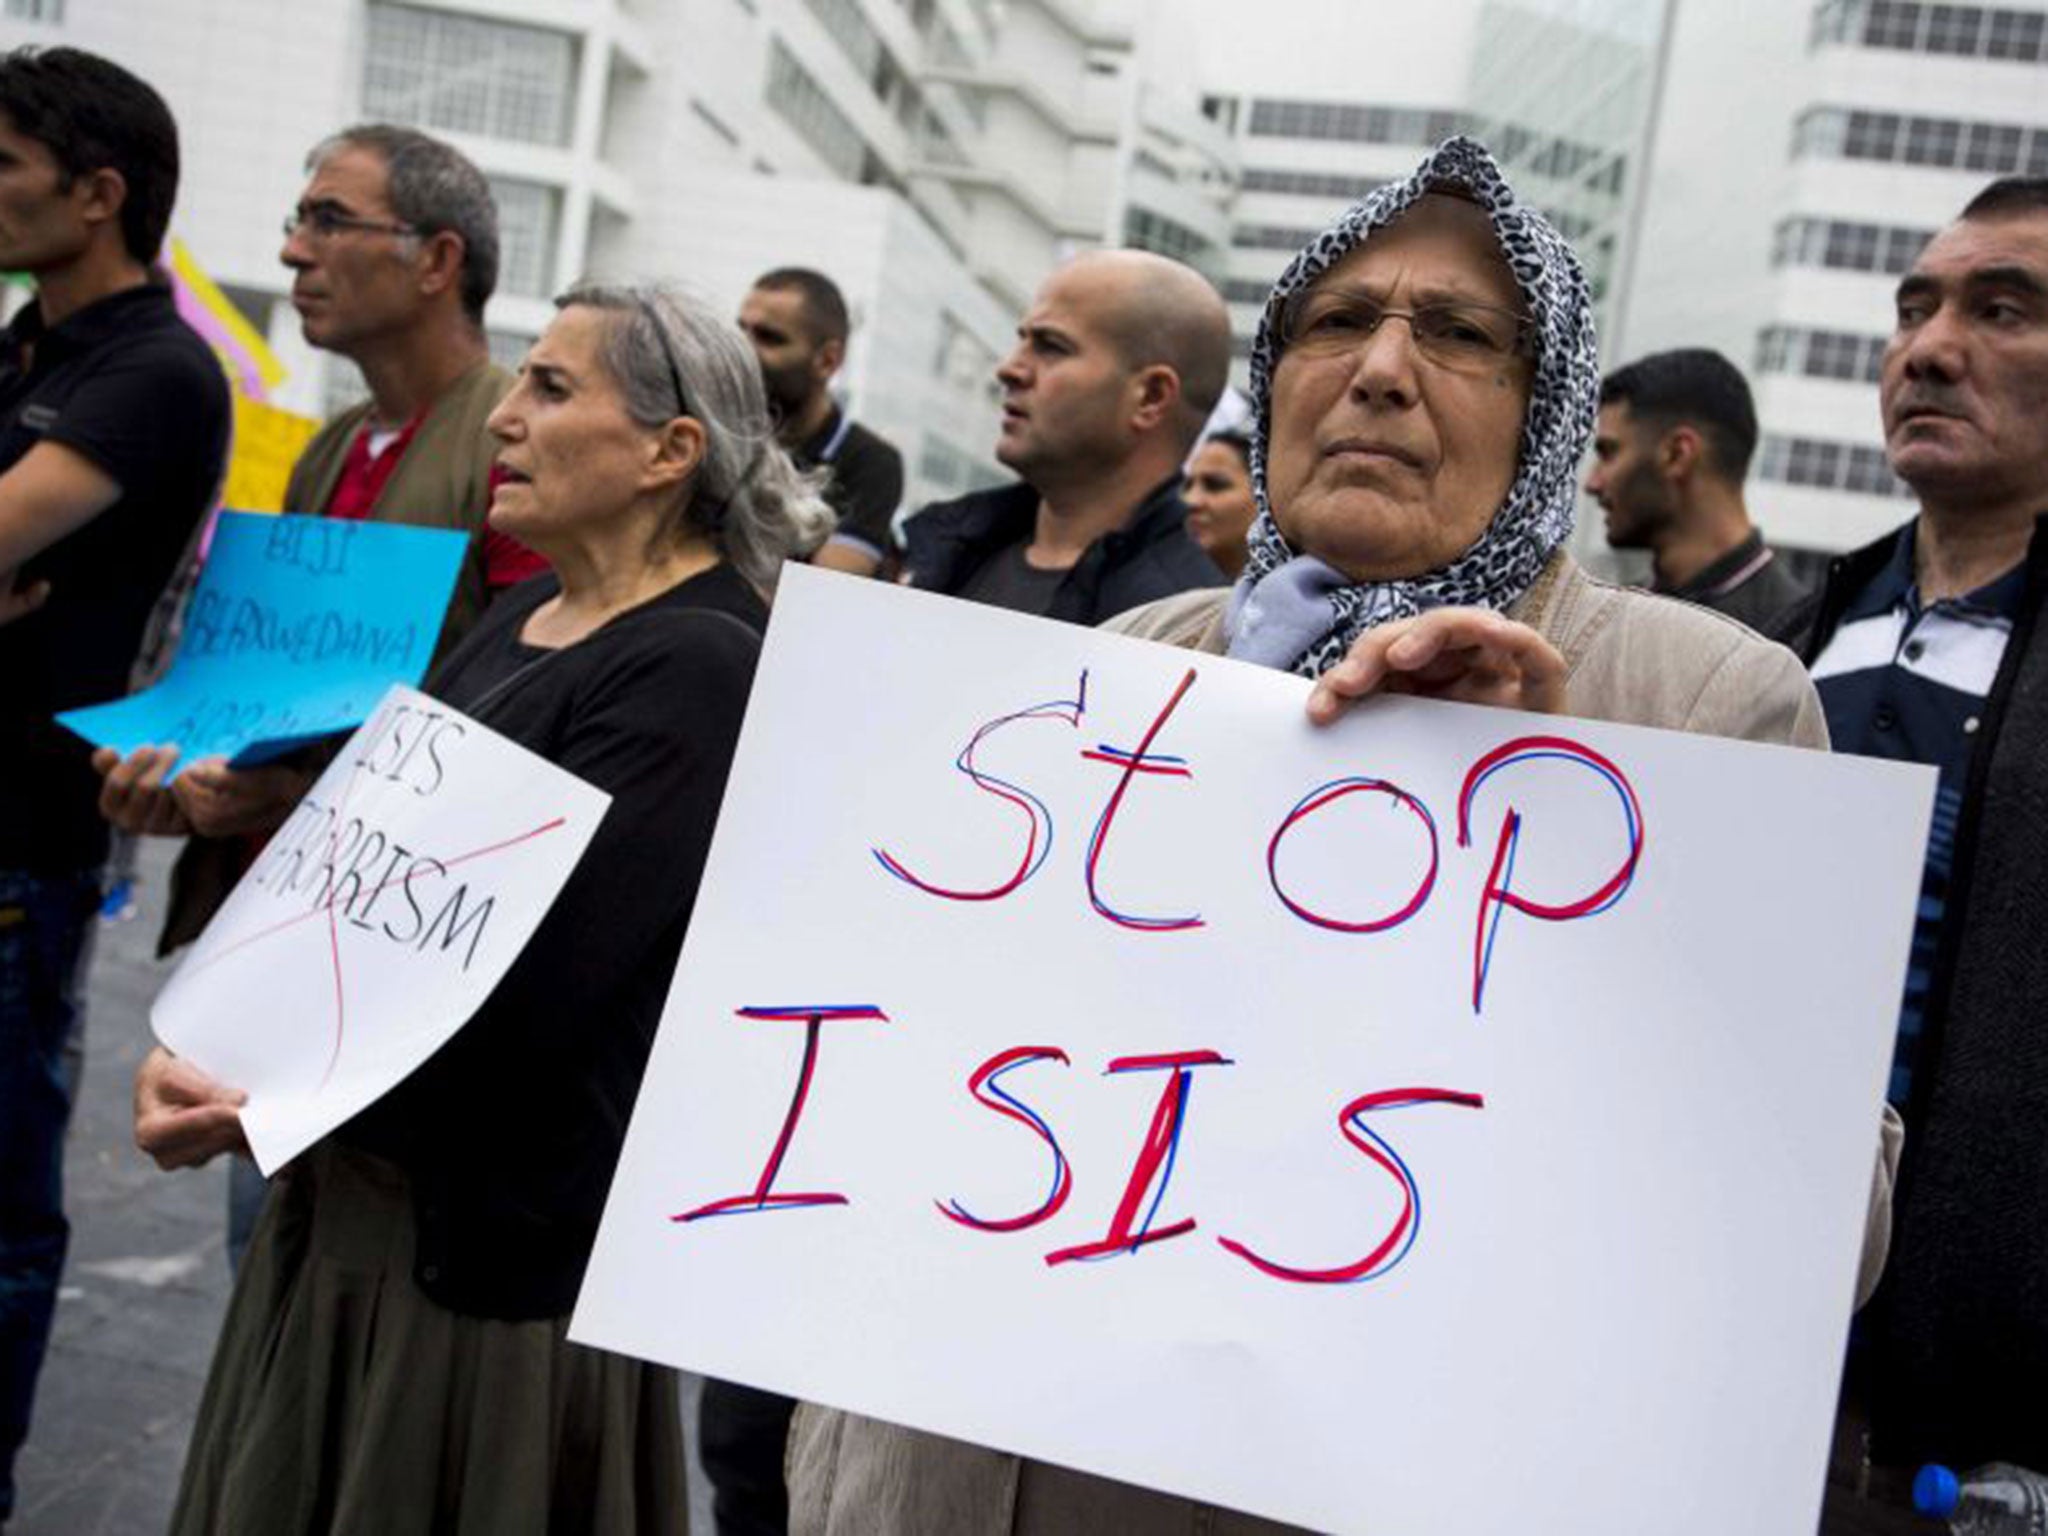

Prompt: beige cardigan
[790,556,1900,1536]
[1101,551,1829,747]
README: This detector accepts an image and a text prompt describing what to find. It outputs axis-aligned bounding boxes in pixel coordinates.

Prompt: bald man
[901,249,1232,622]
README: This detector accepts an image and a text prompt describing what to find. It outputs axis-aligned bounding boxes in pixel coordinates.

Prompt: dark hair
[1962,176,2048,221]
[1201,429,1253,469]
[0,46,180,264]
[752,267,851,347]
[311,125,499,323]
[1598,347,1758,483]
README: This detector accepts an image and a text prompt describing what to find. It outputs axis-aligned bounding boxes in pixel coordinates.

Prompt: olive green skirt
[170,1142,686,1536]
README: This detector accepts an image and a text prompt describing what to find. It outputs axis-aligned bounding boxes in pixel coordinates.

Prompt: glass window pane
[363,2,575,147]
[1867,1,1922,47]
[488,178,556,299]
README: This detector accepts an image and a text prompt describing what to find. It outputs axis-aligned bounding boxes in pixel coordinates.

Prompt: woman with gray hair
[135,283,830,1534]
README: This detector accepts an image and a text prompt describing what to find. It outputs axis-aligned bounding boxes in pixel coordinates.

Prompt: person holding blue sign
[0,46,230,1526]
[95,123,550,1275]
[131,282,829,1534]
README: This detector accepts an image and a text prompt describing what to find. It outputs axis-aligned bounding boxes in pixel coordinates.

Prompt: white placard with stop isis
[574,564,1934,1536]
[152,684,610,1173]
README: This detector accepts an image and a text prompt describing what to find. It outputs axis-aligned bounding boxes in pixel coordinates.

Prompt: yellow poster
[222,396,320,513]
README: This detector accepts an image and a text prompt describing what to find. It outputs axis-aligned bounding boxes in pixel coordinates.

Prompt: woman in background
[1181,428,1257,580]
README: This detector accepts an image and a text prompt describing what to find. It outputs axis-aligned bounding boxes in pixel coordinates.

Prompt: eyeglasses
[282,206,419,242]
[1278,288,1533,373]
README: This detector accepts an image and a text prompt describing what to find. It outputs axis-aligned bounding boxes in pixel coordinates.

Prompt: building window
[1,0,63,19]
[1988,8,2048,57]
[765,38,867,181]
[805,0,922,120]
[1798,106,2048,174]
[805,0,884,79]
[1233,223,1325,251]
[1924,3,1986,51]
[1124,207,1216,273]
[1963,121,2024,170]
[1813,0,2048,62]
[1756,327,1792,373]
[363,3,576,148]
[489,178,557,299]
[1246,98,1468,146]
[1772,216,1932,274]
[1222,278,1273,305]
[1757,431,1912,496]
[1239,167,1388,201]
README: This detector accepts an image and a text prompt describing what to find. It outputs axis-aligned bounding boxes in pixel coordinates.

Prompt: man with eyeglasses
[0,46,229,1527]
[898,249,1231,623]
[95,123,543,1270]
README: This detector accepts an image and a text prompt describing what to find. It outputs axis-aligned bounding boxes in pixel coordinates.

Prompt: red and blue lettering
[873,671,1088,902]
[1082,667,1204,932]
[673,1005,885,1223]
[1217,1086,1484,1284]
[1266,776,1439,933]
[1045,1049,1232,1265]
[937,1046,1073,1233]
[1457,735,1645,1013]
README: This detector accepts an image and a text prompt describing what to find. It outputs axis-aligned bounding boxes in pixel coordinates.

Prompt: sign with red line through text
[152,683,610,1172]
[575,564,1935,1536]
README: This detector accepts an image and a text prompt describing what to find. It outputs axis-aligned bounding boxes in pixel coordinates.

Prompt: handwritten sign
[59,511,467,773]
[574,566,1935,1536]
[152,684,610,1172]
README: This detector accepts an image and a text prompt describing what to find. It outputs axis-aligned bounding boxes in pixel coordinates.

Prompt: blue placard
[59,511,470,775]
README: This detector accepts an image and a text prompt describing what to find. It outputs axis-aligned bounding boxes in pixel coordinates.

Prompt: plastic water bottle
[1915,1464,2048,1534]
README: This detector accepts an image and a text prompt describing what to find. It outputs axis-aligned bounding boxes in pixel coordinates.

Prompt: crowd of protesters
[2,35,2045,1536]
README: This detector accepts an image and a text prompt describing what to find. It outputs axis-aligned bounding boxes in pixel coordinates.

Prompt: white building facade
[12,0,2038,553]
[0,0,1237,512]
[1620,0,2048,555]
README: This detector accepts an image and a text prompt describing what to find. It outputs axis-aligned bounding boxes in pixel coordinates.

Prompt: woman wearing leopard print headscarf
[1113,133,1831,746]
[782,136,1897,1536]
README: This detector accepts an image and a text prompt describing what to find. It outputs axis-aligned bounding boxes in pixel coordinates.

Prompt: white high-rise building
[1620,0,2048,555]
[1180,5,1482,380]
[1183,0,1667,404]
[0,0,1234,511]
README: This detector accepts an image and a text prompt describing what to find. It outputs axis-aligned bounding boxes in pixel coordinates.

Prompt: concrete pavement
[10,840,228,1535]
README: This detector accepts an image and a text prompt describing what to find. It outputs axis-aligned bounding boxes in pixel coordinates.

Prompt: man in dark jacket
[902,249,1230,621]
[1588,347,1810,632]
[1779,175,2048,1534]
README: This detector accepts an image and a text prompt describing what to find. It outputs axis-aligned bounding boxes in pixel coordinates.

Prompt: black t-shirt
[342,561,768,1318]
[0,281,231,871]
[795,407,904,562]
[958,538,1070,616]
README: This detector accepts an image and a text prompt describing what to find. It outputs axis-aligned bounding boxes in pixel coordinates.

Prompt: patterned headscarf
[1224,135,1599,678]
